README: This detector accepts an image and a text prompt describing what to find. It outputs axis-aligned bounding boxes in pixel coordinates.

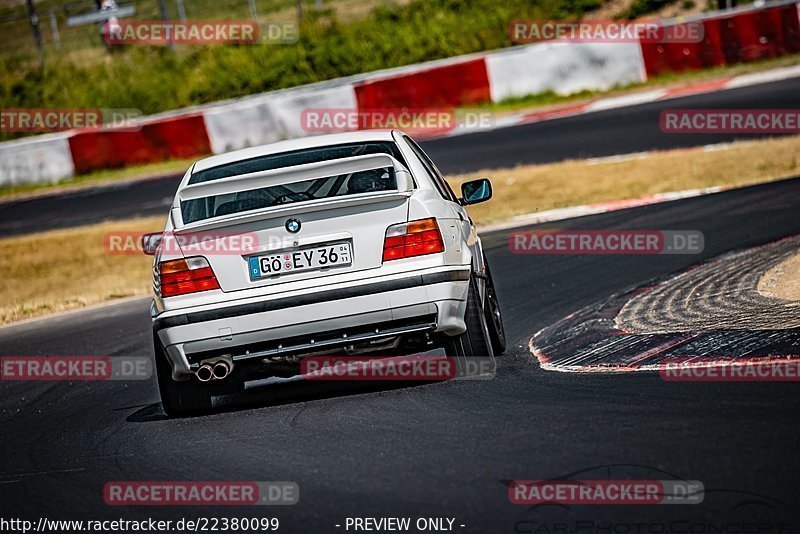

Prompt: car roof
[192,130,400,174]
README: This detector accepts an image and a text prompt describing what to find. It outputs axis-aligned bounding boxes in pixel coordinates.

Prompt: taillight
[383,218,445,262]
[158,257,220,297]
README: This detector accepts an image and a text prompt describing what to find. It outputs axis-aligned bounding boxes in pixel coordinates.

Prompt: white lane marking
[583,90,667,112]
[702,142,734,152]
[586,151,651,165]
[725,64,800,89]
[0,467,87,483]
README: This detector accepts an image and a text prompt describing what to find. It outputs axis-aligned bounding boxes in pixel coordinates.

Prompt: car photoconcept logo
[285,218,301,233]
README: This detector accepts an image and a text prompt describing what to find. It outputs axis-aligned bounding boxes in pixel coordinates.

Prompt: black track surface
[2,176,800,530]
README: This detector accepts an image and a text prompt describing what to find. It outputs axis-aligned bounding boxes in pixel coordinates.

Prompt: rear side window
[402,137,458,202]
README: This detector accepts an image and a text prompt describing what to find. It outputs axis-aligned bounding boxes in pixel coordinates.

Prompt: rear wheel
[154,335,213,416]
[445,278,495,364]
[483,258,506,355]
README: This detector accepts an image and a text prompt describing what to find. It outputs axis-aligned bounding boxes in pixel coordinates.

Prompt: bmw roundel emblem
[285,218,301,233]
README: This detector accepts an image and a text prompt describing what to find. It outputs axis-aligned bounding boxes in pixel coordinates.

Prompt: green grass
[471,89,602,113]
[620,0,676,19]
[0,0,309,58]
[0,0,605,143]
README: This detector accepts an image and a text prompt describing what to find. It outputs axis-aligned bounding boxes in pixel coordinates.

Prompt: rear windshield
[189,142,405,184]
[182,142,405,224]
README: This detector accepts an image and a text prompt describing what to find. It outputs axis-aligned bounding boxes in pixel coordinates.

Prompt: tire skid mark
[530,236,800,373]
[617,235,800,333]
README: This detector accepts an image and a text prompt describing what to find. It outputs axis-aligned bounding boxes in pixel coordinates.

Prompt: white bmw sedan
[145,130,505,415]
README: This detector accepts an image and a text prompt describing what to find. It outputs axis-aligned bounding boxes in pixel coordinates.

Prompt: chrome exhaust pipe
[194,355,233,382]
[212,360,231,380]
[196,364,213,382]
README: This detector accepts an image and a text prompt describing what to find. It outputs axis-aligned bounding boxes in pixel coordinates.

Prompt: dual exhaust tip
[195,356,233,382]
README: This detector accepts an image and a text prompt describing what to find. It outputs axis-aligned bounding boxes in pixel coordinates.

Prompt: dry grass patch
[447,136,800,226]
[0,217,163,324]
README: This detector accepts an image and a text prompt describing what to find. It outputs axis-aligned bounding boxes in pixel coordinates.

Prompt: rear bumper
[153,267,471,379]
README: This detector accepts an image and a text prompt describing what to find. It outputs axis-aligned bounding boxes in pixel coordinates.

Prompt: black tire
[483,258,506,355]
[445,278,495,360]
[154,335,212,416]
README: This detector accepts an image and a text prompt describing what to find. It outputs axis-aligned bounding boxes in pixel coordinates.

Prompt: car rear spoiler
[172,154,413,231]
[176,154,411,203]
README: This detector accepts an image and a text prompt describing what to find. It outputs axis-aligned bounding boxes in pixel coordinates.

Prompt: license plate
[249,242,352,280]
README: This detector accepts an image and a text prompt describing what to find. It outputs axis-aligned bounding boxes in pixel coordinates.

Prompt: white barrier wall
[203,97,282,155]
[203,84,357,154]
[0,134,75,187]
[485,42,647,103]
[269,84,358,140]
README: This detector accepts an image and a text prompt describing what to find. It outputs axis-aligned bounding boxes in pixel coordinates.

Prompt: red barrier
[354,58,491,110]
[641,3,800,77]
[68,113,210,174]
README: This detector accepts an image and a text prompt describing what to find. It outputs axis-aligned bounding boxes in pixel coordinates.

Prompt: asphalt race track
[1,76,799,238]
[2,173,800,530]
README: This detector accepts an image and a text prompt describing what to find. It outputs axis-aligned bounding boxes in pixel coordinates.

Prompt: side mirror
[141,232,163,256]
[459,178,492,205]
